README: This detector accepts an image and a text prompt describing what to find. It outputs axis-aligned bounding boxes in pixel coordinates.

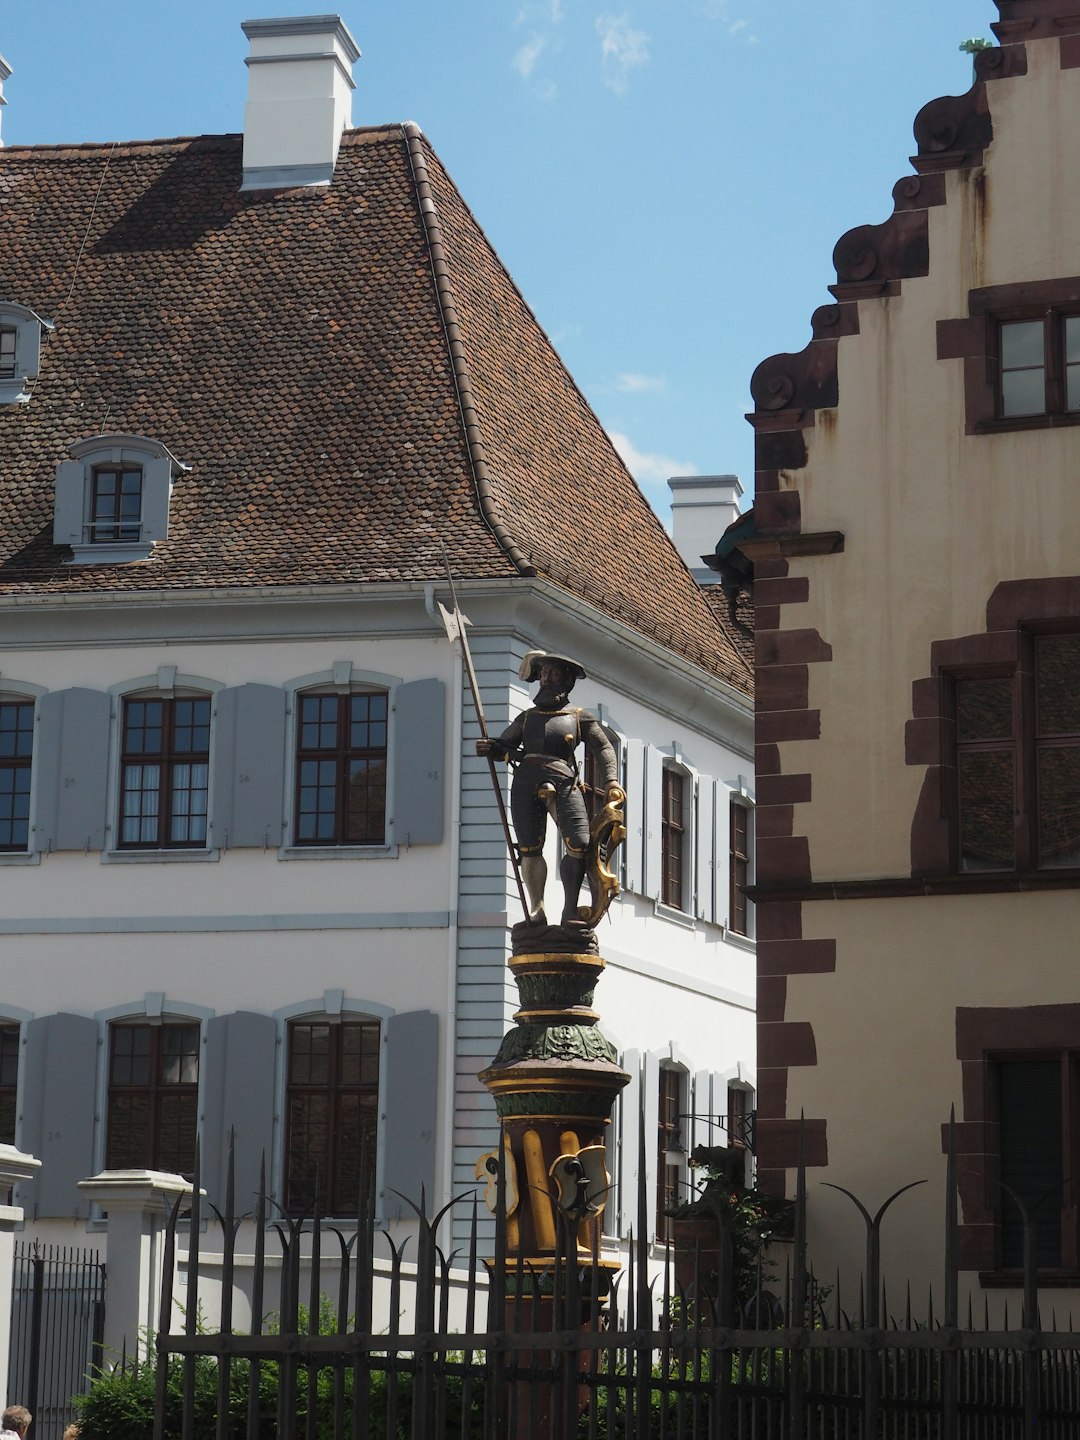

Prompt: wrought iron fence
[9,1243,105,1440]
[146,1131,1080,1439]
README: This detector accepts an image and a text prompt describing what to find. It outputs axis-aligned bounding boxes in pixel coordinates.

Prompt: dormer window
[0,303,52,404]
[0,328,16,380]
[53,434,189,564]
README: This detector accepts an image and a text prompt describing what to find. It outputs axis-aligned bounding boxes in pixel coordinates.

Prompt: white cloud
[616,371,665,393]
[596,14,650,94]
[513,34,546,79]
[609,430,697,486]
[699,0,758,44]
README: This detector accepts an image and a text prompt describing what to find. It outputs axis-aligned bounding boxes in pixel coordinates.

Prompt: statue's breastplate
[522,709,579,766]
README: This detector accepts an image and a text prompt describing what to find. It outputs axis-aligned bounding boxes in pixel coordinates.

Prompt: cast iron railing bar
[153,1191,183,1439]
[181,1136,203,1440]
[790,1118,808,1440]
[350,1177,373,1440]
[330,1224,356,1440]
[382,1227,408,1440]
[305,1193,322,1440]
[459,1196,479,1440]
[209,1135,239,1440]
[26,1245,43,1425]
[246,1157,267,1440]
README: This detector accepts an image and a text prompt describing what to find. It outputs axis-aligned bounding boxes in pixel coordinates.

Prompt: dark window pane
[1037,746,1080,868]
[998,1058,1062,1268]
[958,749,1014,871]
[108,1023,199,1173]
[1036,634,1080,736]
[295,692,388,846]
[285,1020,379,1216]
[0,328,16,381]
[107,1092,150,1169]
[957,678,1013,742]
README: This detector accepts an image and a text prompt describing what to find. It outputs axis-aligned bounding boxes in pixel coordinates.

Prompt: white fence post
[0,1146,42,1402]
[77,1170,192,1365]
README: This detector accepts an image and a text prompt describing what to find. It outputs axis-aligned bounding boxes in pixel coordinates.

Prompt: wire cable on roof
[25,140,117,402]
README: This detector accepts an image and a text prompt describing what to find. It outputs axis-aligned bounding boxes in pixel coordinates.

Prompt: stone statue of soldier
[476,650,623,928]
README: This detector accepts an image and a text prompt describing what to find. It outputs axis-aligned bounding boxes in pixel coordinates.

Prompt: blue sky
[1,0,991,520]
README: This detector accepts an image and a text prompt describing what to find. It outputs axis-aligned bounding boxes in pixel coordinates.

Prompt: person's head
[62,1427,78,1440]
[538,660,572,694]
[519,651,585,705]
[3,1407,31,1436]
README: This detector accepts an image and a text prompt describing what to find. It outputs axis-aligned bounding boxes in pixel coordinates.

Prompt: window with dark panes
[0,1025,18,1145]
[995,1055,1075,1270]
[661,766,686,910]
[730,800,749,935]
[90,465,143,543]
[998,313,1080,419]
[656,1066,682,1244]
[727,1084,752,1151]
[954,633,1080,872]
[285,1019,380,1215]
[106,1022,200,1175]
[295,692,387,845]
[0,328,16,382]
[955,675,1015,871]
[0,701,33,852]
[120,695,210,848]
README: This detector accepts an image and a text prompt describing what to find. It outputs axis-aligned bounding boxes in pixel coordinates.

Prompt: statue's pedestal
[478,923,629,1294]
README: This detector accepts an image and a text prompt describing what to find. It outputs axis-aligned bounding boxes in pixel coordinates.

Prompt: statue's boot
[521,854,548,925]
[560,852,588,926]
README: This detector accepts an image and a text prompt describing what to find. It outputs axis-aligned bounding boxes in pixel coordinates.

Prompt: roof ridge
[400,121,535,579]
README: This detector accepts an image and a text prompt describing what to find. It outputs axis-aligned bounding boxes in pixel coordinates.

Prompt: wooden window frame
[106,1020,200,1175]
[90,464,144,544]
[0,1023,18,1146]
[294,691,388,847]
[119,694,211,850]
[952,631,1080,874]
[284,1018,380,1217]
[990,1050,1080,1273]
[0,700,34,853]
[661,765,686,911]
[729,800,750,935]
[656,1065,683,1246]
[0,327,16,383]
[940,276,1080,435]
[997,311,1080,421]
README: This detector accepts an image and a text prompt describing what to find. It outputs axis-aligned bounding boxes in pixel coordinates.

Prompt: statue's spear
[437,555,530,921]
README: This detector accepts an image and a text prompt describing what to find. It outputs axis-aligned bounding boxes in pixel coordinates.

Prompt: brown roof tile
[0,125,750,693]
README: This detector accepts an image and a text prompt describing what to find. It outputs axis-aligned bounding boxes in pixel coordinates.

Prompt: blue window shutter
[19,1014,98,1218]
[623,739,645,894]
[211,684,286,849]
[696,776,716,922]
[53,461,84,546]
[391,679,445,846]
[202,1012,277,1214]
[33,688,111,852]
[140,455,173,545]
[382,1010,438,1221]
[617,1048,642,1237]
[642,1050,661,1240]
[643,747,664,901]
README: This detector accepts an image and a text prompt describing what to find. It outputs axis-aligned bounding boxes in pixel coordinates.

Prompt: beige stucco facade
[745,14,1080,1313]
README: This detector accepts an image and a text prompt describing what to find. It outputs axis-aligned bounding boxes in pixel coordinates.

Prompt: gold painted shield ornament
[578,784,626,927]
[474,1134,520,1217]
[549,1145,610,1221]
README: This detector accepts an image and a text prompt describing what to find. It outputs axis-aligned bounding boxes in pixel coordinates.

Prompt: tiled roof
[0,125,750,693]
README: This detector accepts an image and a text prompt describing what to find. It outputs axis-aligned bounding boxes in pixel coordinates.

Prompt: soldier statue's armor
[479,652,620,927]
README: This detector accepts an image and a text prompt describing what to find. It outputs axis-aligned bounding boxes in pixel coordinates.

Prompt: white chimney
[0,55,11,148]
[668,474,745,584]
[241,15,360,191]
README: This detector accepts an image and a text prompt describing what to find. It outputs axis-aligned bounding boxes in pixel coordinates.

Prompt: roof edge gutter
[401,121,536,579]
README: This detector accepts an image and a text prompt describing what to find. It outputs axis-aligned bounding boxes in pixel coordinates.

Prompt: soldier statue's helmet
[518,651,587,685]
